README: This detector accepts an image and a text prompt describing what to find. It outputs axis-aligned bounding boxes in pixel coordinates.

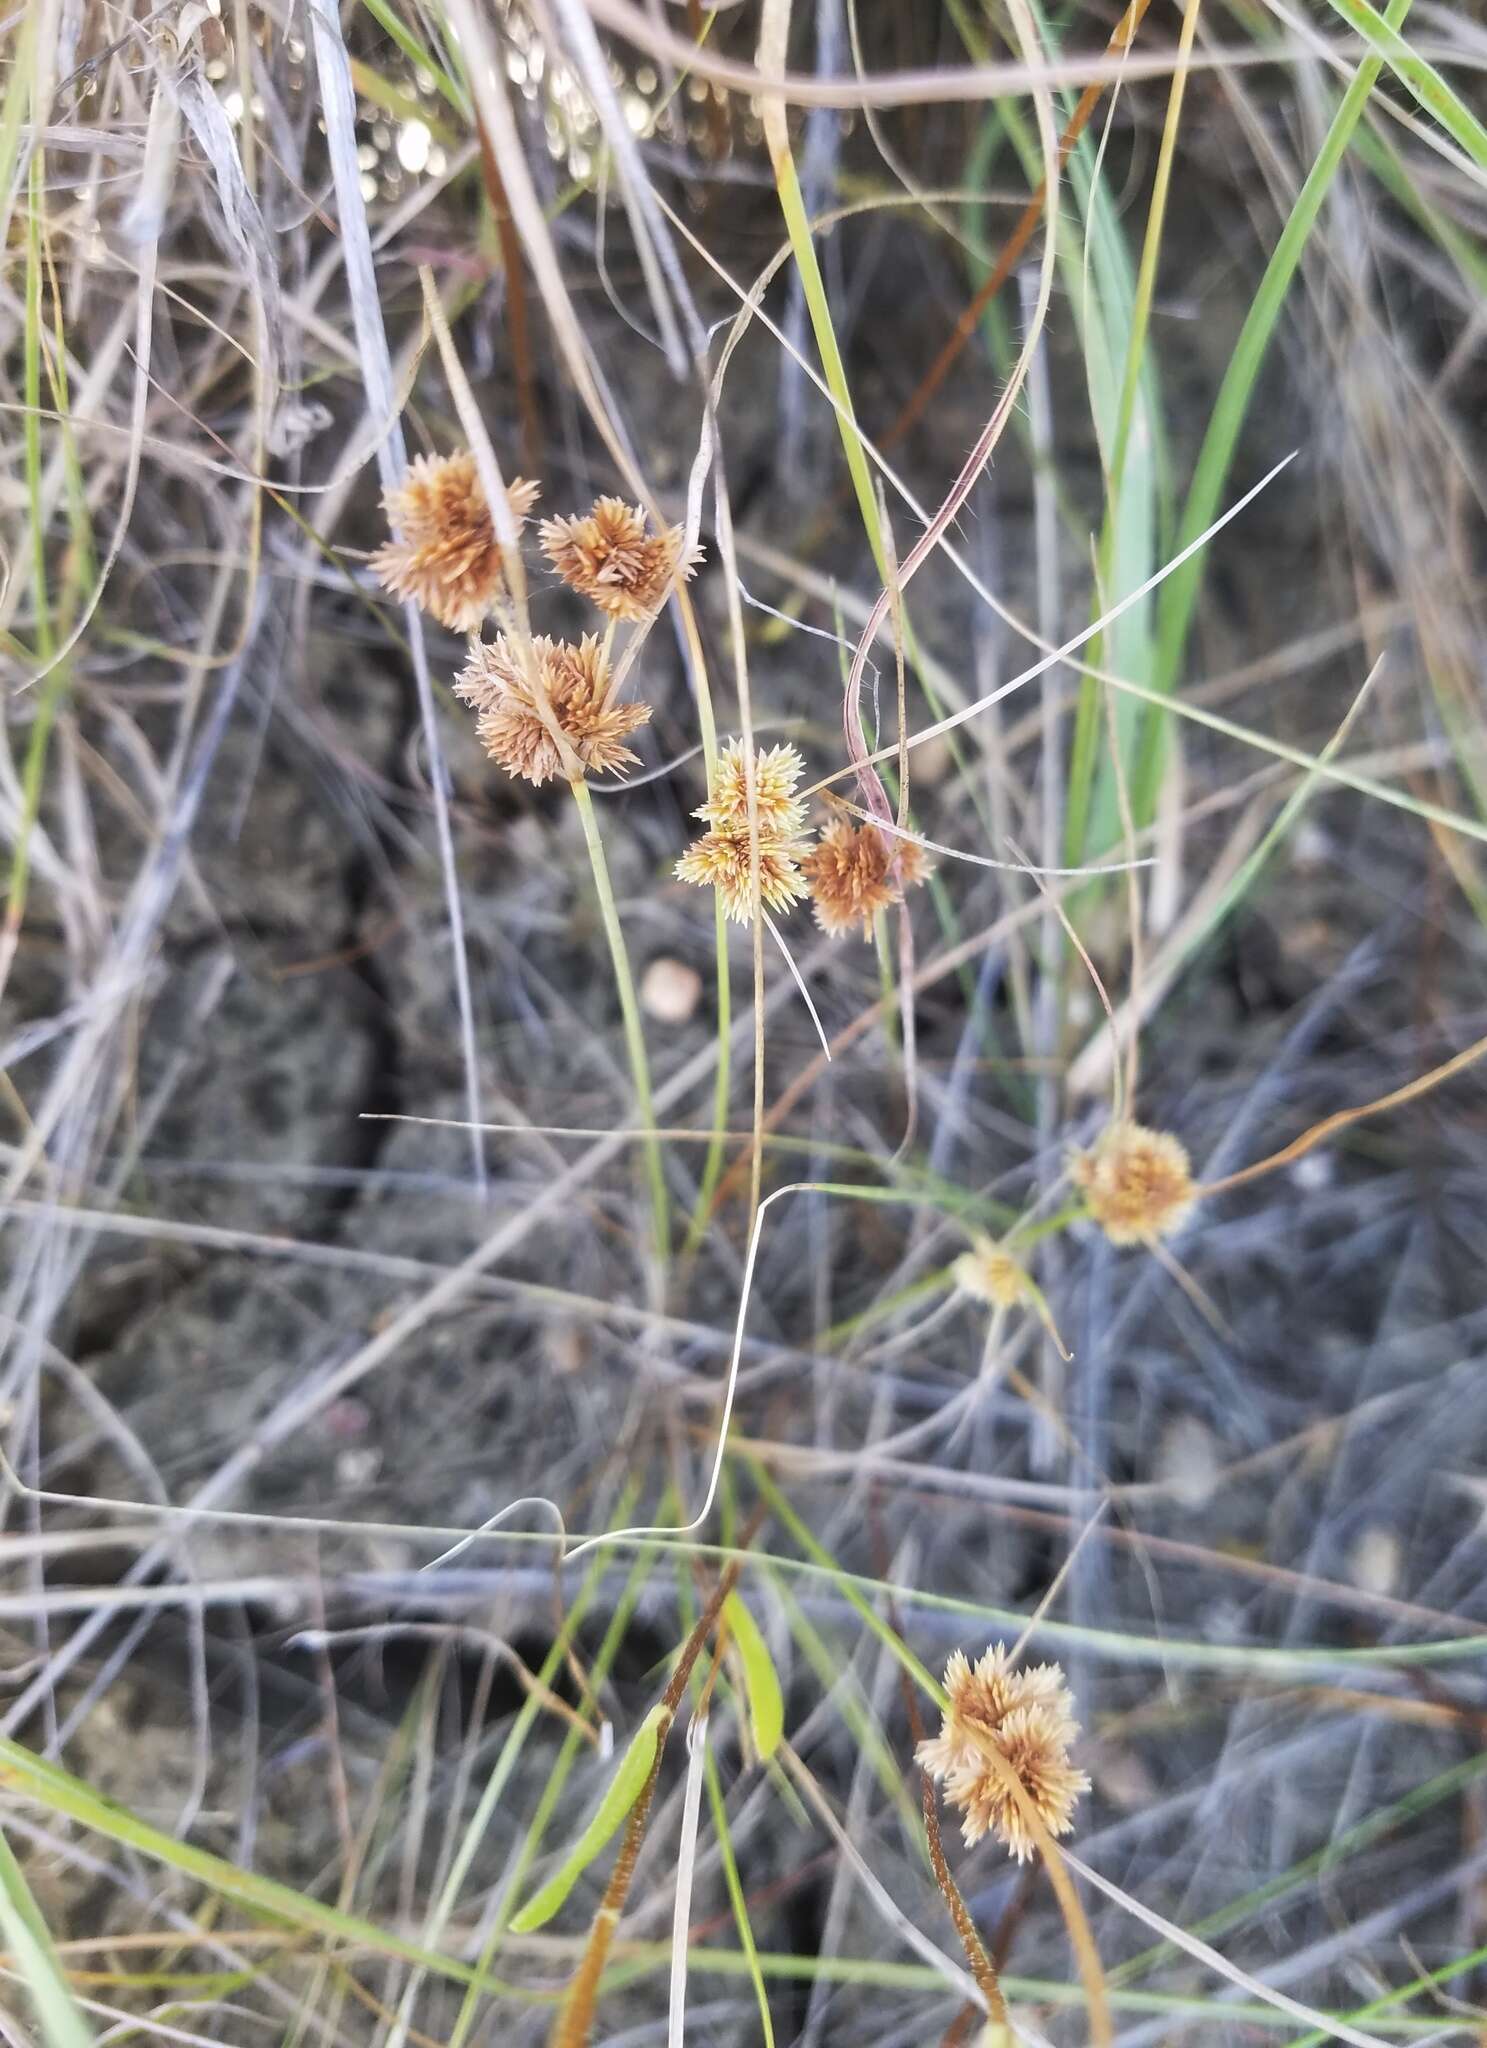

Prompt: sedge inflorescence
[372,452,938,940]
[455,634,650,786]
[1070,1120,1197,1246]
[918,1644,1089,1863]
[675,745,931,932]
[674,739,813,924]
[540,496,700,621]
[372,452,538,633]
[953,1237,1028,1310]
[800,816,928,938]
[374,457,685,788]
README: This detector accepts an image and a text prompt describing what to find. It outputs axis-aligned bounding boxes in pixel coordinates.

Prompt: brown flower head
[371,452,538,632]
[694,739,808,837]
[917,1645,1089,1863]
[539,497,701,621]
[800,816,927,938]
[455,634,650,786]
[1070,1120,1196,1246]
[953,1238,1028,1310]
[674,827,811,925]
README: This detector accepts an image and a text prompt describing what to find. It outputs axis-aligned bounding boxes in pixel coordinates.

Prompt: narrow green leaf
[508,1704,668,1934]
[723,1592,784,1760]
[1321,0,1487,171]
[1139,0,1413,818]
[0,1735,519,1999]
[0,1827,95,2048]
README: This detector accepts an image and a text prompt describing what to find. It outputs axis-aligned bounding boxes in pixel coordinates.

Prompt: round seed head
[674,825,812,925]
[917,1644,1089,1863]
[371,451,538,632]
[800,816,927,938]
[695,739,808,837]
[1069,1120,1197,1246]
[539,497,702,621]
[953,1238,1028,1309]
[457,634,650,786]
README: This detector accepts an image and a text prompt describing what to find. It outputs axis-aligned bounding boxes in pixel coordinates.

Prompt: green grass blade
[508,1702,668,1933]
[0,1827,95,2047]
[722,1591,784,1760]
[570,775,669,1262]
[1139,0,1414,819]
[0,1736,519,2000]
[1321,0,1487,169]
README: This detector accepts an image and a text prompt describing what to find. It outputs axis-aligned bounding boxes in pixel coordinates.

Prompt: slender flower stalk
[570,775,669,1264]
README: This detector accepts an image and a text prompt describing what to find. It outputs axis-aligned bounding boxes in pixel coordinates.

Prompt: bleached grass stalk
[666,1710,709,2048]
[1065,1852,1386,2046]
[702,1747,775,2047]
[763,914,832,1062]
[585,0,1278,111]
[569,775,669,1264]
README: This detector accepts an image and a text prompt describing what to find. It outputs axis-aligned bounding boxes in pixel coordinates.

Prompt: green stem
[683,890,732,1256]
[682,628,730,1257]
[569,775,669,1263]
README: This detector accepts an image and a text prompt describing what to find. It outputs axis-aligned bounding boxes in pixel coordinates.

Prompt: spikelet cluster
[953,1238,1028,1310]
[918,1645,1089,1863]
[373,458,666,787]
[455,634,650,786]
[675,739,813,924]
[801,816,928,938]
[372,452,538,632]
[540,497,700,621]
[1070,1120,1197,1246]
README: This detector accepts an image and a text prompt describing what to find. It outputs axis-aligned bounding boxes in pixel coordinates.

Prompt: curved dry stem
[958,1732,1112,2047]
[1199,1023,1487,1197]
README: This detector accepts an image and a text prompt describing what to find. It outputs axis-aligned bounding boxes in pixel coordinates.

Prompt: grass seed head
[457,634,650,786]
[800,816,927,938]
[371,452,538,632]
[1069,1120,1197,1246]
[918,1645,1089,1863]
[539,497,702,621]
